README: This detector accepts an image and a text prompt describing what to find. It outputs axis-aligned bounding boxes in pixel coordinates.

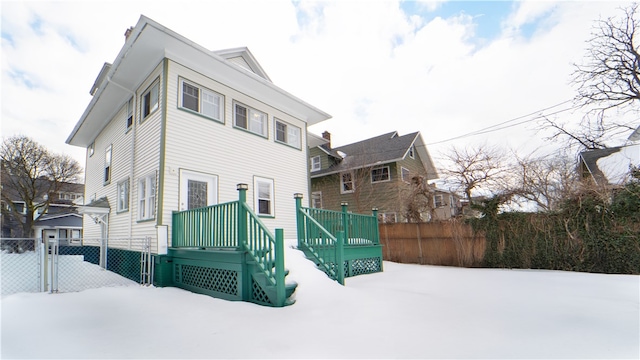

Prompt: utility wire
[427,99,577,145]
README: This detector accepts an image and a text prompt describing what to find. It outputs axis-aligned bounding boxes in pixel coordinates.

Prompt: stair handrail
[237,184,287,306]
[295,194,345,285]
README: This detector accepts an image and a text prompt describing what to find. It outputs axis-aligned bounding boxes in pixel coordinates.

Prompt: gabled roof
[213,47,271,82]
[310,131,438,179]
[579,144,640,185]
[78,196,110,216]
[35,213,83,227]
[67,15,331,147]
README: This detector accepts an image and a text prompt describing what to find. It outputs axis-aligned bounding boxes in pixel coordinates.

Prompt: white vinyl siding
[82,62,163,245]
[161,60,310,238]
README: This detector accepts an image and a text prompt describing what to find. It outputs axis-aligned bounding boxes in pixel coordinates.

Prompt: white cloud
[1,0,634,174]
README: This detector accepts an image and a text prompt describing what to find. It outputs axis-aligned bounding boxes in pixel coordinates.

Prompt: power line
[426,99,577,145]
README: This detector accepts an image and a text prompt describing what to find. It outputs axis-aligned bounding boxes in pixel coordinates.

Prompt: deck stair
[295,195,384,284]
[166,184,296,307]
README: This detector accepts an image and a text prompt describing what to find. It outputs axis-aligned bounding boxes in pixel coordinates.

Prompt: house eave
[66,15,331,148]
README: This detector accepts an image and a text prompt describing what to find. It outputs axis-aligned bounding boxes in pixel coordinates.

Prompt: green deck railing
[172,184,287,306]
[298,201,380,246]
[295,193,345,285]
[172,201,239,248]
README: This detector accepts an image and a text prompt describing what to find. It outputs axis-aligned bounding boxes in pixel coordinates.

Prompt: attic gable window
[142,81,159,120]
[409,145,415,159]
[340,171,355,194]
[234,102,267,137]
[371,166,390,183]
[179,79,223,122]
[275,119,301,149]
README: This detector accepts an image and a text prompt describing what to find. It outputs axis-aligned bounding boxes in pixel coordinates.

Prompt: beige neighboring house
[308,130,460,222]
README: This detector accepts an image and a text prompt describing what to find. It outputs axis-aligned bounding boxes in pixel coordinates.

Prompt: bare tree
[544,3,640,150]
[1,135,82,237]
[511,153,579,211]
[403,175,436,223]
[440,144,507,202]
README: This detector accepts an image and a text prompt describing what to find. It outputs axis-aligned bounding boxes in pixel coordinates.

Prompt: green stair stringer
[246,258,297,307]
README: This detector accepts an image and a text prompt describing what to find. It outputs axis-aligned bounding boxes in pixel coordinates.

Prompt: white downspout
[106,76,137,246]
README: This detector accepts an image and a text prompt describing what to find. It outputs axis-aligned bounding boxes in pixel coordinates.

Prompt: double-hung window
[138,173,156,220]
[180,79,223,121]
[401,167,411,182]
[104,145,112,184]
[234,102,267,137]
[371,166,390,183]
[126,97,133,131]
[275,119,301,148]
[434,194,444,208]
[311,156,321,172]
[142,81,159,119]
[341,171,355,194]
[117,178,130,212]
[311,191,323,209]
[254,177,274,216]
[408,145,415,159]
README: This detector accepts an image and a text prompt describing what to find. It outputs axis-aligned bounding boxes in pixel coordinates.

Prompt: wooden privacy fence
[379,221,485,267]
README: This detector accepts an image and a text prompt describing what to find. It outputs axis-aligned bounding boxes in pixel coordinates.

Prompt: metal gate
[1,237,154,296]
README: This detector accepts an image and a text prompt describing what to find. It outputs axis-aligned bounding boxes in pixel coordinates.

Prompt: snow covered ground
[2,244,638,359]
[1,251,136,296]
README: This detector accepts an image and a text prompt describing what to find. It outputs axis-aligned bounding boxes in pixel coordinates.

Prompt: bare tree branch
[1,135,82,237]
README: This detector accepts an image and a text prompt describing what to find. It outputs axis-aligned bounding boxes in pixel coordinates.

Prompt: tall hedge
[470,182,640,274]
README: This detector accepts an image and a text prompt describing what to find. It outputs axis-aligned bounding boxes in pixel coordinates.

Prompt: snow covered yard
[2,245,638,359]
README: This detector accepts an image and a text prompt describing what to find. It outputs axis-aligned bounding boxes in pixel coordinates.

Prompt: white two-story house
[66,15,331,254]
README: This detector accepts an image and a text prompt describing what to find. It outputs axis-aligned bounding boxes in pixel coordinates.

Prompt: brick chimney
[322,131,331,148]
[124,26,134,41]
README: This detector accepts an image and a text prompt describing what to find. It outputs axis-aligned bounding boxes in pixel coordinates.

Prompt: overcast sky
[1,0,635,173]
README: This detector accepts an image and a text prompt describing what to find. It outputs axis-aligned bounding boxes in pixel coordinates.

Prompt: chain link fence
[1,238,154,296]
